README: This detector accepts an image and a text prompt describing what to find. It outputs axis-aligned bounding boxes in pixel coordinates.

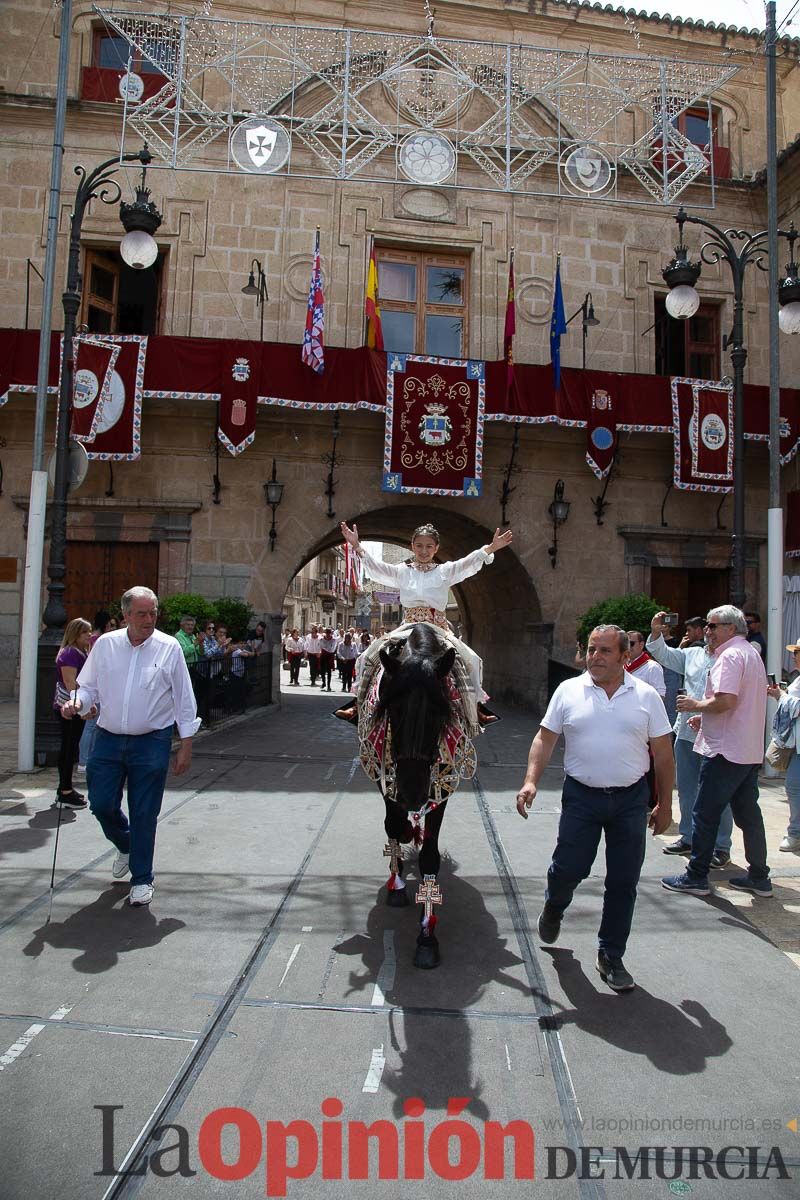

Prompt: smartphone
[662,613,680,626]
[768,673,777,686]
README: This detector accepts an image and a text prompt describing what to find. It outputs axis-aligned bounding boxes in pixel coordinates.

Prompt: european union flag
[550,259,567,392]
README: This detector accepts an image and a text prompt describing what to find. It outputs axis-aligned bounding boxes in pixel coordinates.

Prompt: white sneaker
[129,883,154,906]
[75,764,87,776]
[779,835,800,853]
[111,852,130,879]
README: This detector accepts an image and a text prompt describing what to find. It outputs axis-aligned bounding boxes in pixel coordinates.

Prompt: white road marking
[301,926,313,932]
[362,1044,386,1093]
[278,943,301,987]
[505,1042,512,1071]
[324,764,336,781]
[283,764,298,779]
[0,1003,73,1071]
[371,930,396,1007]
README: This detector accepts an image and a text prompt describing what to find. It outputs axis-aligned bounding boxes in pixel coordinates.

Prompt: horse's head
[372,624,457,812]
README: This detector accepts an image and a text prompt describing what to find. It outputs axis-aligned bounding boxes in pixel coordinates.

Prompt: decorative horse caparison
[357,623,478,969]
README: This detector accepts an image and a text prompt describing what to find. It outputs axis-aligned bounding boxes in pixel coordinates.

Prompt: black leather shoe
[596,951,635,991]
[56,790,87,809]
[477,702,500,726]
[537,902,562,945]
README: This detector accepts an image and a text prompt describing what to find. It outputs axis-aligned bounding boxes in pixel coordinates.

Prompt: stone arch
[283,503,550,709]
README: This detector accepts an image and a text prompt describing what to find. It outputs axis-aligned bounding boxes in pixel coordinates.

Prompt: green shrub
[159,593,217,635]
[577,593,664,650]
[213,597,254,641]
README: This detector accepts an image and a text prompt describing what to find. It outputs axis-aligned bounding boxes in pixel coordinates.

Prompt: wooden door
[64,541,159,622]
[650,566,730,627]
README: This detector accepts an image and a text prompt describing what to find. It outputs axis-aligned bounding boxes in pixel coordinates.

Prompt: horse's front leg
[383,797,412,907]
[414,799,448,969]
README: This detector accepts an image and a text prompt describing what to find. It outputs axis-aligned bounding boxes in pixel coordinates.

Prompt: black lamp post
[242,258,268,342]
[662,207,800,608]
[264,459,284,552]
[547,479,570,568]
[35,146,160,761]
[566,292,600,368]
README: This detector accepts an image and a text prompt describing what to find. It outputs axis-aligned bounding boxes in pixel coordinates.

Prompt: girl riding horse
[336,520,513,729]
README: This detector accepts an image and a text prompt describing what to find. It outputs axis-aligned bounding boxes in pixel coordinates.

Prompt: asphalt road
[1,680,799,1199]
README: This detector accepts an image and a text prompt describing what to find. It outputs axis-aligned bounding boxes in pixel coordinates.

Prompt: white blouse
[359,546,494,612]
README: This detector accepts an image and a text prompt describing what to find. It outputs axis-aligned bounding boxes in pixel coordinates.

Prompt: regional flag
[503,251,516,390]
[550,257,567,392]
[302,228,325,374]
[365,240,384,351]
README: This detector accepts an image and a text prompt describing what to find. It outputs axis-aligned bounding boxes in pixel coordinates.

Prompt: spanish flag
[365,241,384,350]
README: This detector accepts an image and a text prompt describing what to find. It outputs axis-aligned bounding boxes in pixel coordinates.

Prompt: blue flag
[550,260,567,392]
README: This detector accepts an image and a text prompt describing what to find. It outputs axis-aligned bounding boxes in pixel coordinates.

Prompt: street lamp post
[241,259,268,342]
[662,208,800,608]
[566,292,600,369]
[36,146,160,759]
[264,459,285,552]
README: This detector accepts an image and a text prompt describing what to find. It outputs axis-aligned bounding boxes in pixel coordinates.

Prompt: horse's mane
[372,625,456,759]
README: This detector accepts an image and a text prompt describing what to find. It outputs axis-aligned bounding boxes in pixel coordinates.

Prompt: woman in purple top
[54,618,92,807]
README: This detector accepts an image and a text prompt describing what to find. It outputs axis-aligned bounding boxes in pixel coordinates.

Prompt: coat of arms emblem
[419,402,452,447]
[245,126,277,168]
[592,388,611,411]
[232,357,250,382]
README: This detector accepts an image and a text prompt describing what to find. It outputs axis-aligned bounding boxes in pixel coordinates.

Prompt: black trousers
[56,711,84,792]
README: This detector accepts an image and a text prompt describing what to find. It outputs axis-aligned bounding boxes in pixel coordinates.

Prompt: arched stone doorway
[280,504,550,710]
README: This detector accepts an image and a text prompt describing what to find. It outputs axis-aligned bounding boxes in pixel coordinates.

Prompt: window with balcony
[654,296,721,380]
[81,247,166,335]
[81,29,172,104]
[376,248,469,358]
[674,106,731,180]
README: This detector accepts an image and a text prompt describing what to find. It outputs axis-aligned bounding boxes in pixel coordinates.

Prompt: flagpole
[364,235,372,347]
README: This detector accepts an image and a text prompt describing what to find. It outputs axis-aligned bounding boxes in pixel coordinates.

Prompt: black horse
[371,623,460,969]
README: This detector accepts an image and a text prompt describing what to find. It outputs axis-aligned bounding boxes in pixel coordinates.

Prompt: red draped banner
[672,376,734,492]
[71,336,120,443]
[586,386,617,479]
[62,336,147,461]
[218,341,262,456]
[381,354,485,497]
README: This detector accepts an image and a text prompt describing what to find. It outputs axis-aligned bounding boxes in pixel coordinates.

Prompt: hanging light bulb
[119,153,162,271]
[120,229,159,270]
[665,284,701,320]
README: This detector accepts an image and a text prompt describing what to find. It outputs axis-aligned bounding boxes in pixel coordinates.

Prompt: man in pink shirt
[662,605,772,898]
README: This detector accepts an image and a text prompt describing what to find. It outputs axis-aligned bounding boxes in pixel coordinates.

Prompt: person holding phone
[647,610,733,867]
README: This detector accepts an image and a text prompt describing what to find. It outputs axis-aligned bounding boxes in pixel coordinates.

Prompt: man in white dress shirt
[625,630,666,698]
[61,586,200,907]
[516,625,674,991]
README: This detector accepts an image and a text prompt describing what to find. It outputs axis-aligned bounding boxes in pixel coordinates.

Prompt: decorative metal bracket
[592,450,618,526]
[211,404,222,504]
[321,410,340,519]
[660,480,673,527]
[499,422,521,527]
[104,463,114,498]
[715,491,728,530]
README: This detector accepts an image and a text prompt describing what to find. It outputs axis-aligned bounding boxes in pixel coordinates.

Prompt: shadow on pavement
[22,885,186,973]
[0,804,78,861]
[543,947,732,1073]
[335,856,531,1121]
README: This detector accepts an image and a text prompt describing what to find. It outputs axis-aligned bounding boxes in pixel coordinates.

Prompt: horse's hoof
[386,887,410,907]
[414,938,440,969]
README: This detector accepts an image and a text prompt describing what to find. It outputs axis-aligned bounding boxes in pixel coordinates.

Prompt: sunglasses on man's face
[704,622,730,630]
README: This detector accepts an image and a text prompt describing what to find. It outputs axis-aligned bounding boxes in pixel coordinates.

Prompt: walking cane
[46,798,64,925]
[46,686,77,924]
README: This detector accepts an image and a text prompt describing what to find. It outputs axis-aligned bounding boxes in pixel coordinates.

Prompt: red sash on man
[625,650,650,674]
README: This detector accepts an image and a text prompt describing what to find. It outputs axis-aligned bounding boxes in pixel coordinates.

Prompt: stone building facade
[1,1,800,707]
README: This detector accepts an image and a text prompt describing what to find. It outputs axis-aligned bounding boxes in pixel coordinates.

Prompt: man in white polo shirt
[516,624,674,991]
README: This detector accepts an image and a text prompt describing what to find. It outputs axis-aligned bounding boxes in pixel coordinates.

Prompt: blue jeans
[546,775,649,960]
[79,715,99,767]
[87,727,173,886]
[784,750,800,839]
[675,738,733,852]
[686,755,769,883]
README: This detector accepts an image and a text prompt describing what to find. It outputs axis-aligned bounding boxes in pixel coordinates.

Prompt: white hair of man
[707,604,747,636]
[121,586,159,613]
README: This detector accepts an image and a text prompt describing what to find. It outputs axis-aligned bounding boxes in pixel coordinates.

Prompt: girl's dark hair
[93,610,111,632]
[411,523,440,544]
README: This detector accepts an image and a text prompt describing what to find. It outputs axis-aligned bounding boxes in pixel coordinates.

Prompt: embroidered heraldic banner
[381,354,485,497]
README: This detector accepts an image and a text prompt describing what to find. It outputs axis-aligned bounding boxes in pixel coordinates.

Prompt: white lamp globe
[779,302,800,336]
[665,285,700,320]
[120,230,158,270]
